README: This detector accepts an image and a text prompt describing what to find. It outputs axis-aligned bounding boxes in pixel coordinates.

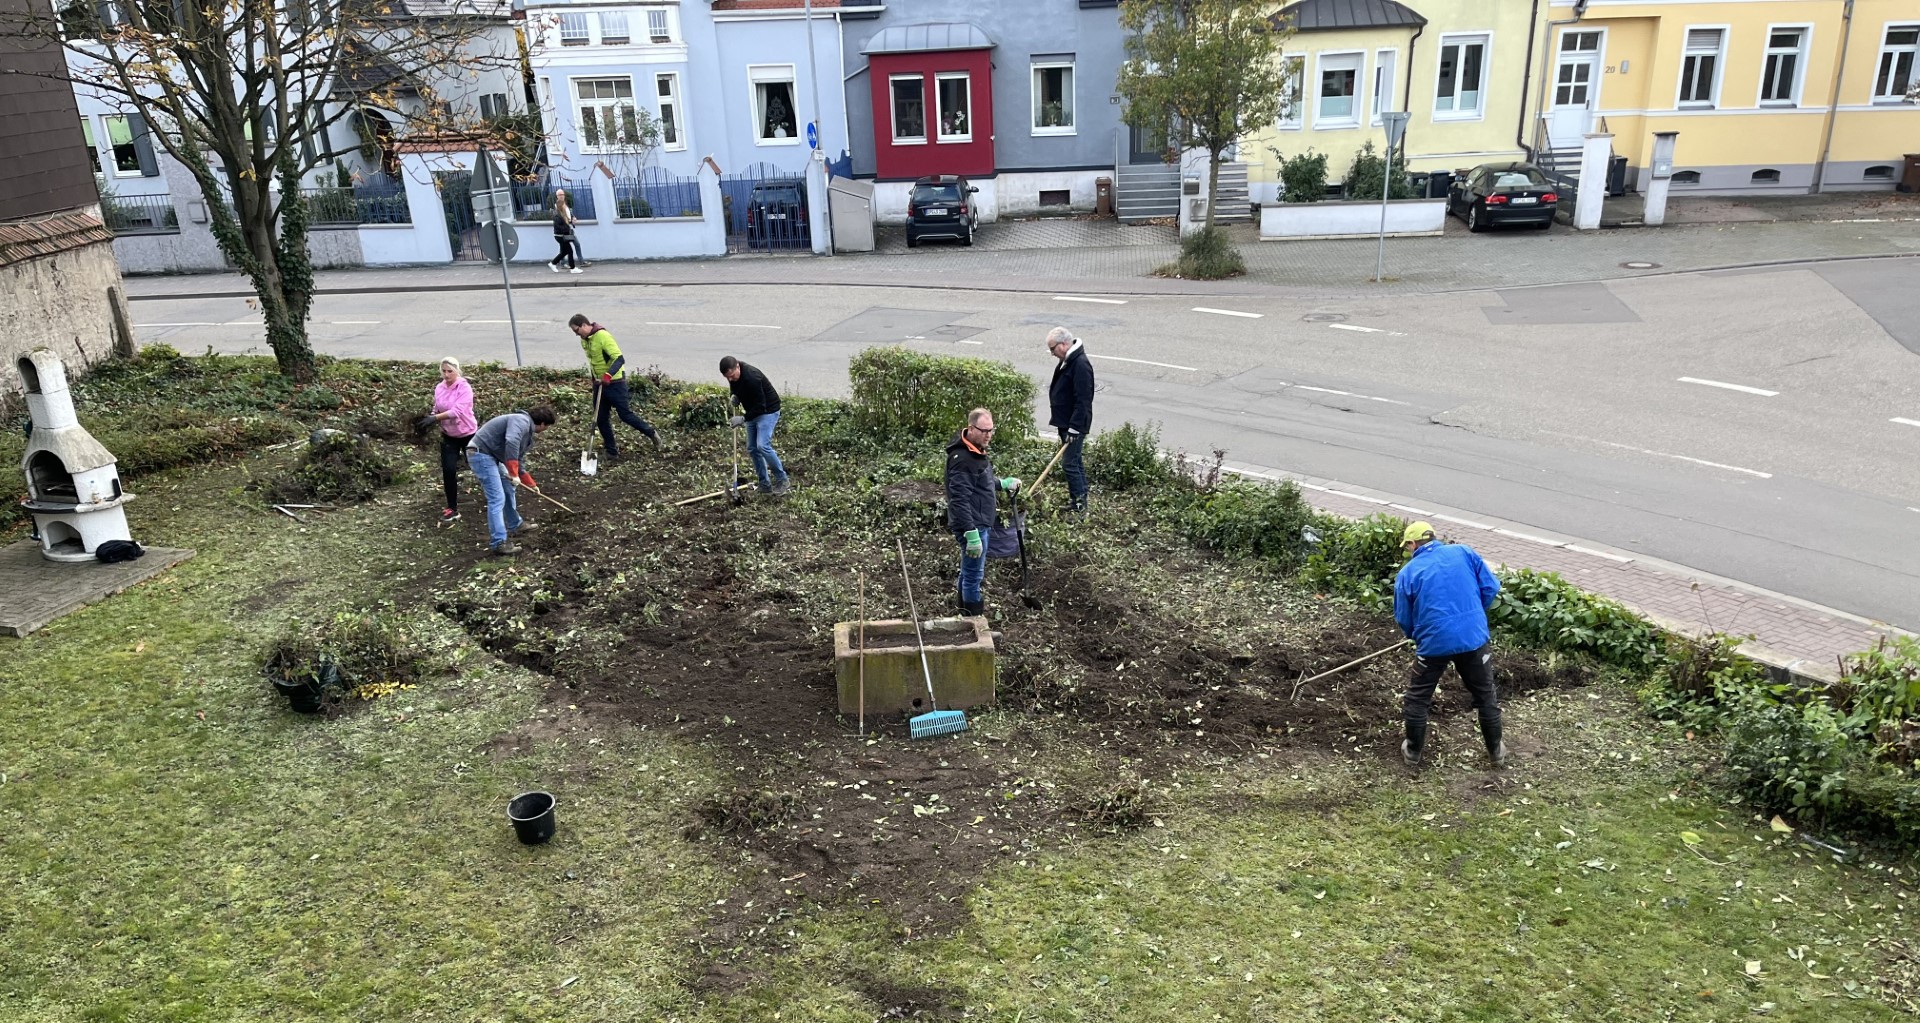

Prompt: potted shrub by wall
[1261,141,1446,241]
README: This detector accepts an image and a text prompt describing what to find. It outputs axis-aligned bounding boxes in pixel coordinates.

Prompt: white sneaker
[548,262,560,273]
[569,268,584,275]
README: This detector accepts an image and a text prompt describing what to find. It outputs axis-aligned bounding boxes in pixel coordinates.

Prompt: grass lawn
[1,354,1914,1022]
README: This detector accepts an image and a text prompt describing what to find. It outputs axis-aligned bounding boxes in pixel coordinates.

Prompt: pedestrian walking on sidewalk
[720,355,788,495]
[419,357,477,524]
[570,314,662,460]
[1393,522,1506,768]
[1045,326,1095,515]
[549,189,583,274]
[944,408,1020,616]
[467,406,555,556]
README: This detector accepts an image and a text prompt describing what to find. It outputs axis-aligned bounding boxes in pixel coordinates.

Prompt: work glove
[519,470,538,489]
[599,372,613,385]
[964,529,982,558]
[729,415,746,428]
[415,415,437,431]
[504,459,521,481]
[998,477,1021,492]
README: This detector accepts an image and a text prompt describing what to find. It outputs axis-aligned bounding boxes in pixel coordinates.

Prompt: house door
[1546,29,1602,149]
[1128,121,1164,165]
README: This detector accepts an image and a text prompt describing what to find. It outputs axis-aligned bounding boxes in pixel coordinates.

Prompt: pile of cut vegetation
[262,429,401,504]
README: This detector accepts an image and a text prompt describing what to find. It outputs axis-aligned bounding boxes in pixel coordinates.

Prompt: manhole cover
[1301,312,1349,322]
[1619,260,1662,269]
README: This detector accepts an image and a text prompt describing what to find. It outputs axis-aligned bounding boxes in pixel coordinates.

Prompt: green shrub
[1720,686,1859,815]
[847,346,1035,448]
[1157,226,1245,280]
[1639,631,1766,726]
[672,385,732,429]
[1837,636,1920,730]
[1299,512,1408,609]
[1273,148,1329,203]
[292,385,342,411]
[1489,568,1663,670]
[1085,421,1174,491]
[1342,140,1418,201]
[1179,479,1317,572]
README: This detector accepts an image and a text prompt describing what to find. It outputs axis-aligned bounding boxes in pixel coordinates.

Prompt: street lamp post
[1375,111,1410,284]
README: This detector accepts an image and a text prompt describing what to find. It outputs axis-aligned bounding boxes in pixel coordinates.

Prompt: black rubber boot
[1481,711,1507,768]
[1403,721,1428,767]
[962,599,986,616]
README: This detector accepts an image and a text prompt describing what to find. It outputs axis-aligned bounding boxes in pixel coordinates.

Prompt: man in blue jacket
[1393,521,1505,768]
[1045,327,1095,515]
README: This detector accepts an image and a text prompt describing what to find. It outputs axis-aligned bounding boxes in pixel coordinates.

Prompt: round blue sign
[806,122,819,150]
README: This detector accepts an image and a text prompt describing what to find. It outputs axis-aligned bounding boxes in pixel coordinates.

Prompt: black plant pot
[270,675,324,713]
[508,791,556,845]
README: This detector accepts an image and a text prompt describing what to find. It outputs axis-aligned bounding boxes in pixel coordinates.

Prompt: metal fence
[720,163,810,254]
[101,194,178,235]
[612,169,702,219]
[512,179,596,222]
[299,177,411,226]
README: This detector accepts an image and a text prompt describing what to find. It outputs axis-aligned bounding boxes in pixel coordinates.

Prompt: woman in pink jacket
[422,358,478,523]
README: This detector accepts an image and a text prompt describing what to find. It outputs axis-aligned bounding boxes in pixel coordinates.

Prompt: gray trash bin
[827,178,876,252]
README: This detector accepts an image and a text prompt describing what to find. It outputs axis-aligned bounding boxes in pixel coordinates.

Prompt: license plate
[768,213,787,219]
[1511,197,1538,205]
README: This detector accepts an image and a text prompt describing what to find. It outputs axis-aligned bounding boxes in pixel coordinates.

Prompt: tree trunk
[237,191,316,382]
[1204,147,1222,232]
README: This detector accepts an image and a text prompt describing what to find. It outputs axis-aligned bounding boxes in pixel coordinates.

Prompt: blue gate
[435,171,483,261]
[721,162,811,254]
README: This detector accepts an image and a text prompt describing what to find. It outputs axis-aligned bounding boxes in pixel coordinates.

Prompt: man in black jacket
[1046,326,1095,514]
[720,356,789,495]
[944,408,1019,616]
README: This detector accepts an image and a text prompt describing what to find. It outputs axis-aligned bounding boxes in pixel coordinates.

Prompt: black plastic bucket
[271,676,323,713]
[508,791,556,845]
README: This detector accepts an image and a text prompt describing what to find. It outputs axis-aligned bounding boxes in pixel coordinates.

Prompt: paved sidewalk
[1599,190,1920,228]
[125,209,1920,301]
[1220,460,1906,682]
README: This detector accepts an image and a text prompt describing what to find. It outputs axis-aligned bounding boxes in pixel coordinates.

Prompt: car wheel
[907,235,918,248]
[961,225,973,247]
[1535,218,1553,231]
[1467,203,1486,233]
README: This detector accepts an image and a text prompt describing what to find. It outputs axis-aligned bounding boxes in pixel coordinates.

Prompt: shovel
[579,382,605,476]
[725,407,747,506]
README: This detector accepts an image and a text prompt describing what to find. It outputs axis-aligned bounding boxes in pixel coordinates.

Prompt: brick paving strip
[0,541,195,637]
[1220,461,1908,685]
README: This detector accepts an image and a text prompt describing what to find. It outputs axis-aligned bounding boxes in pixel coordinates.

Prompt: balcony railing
[101,194,179,235]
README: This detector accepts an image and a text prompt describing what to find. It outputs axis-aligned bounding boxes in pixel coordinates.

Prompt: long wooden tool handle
[1028,440,1071,495]
[514,480,575,513]
[857,572,866,737]
[897,538,939,711]
[1301,638,1411,685]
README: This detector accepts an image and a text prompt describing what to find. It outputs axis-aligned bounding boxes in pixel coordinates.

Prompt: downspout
[1528,0,1586,159]
[1514,0,1543,155]
[1401,22,1423,173]
[1811,0,1855,194]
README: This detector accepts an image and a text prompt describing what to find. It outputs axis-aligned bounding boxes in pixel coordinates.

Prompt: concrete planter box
[1260,197,1447,240]
[834,616,996,717]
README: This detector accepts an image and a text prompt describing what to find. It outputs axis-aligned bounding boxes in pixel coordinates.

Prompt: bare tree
[2,0,525,379]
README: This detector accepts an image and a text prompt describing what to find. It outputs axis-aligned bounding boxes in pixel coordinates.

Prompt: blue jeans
[956,526,991,604]
[466,450,523,548]
[745,411,786,488]
[1059,429,1088,506]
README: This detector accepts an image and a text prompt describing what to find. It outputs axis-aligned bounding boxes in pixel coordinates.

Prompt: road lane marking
[1388,503,1431,515]
[1053,296,1127,305]
[957,339,984,345]
[1327,323,1408,336]
[645,321,782,329]
[1678,376,1779,397]
[1087,354,1198,372]
[1893,417,1920,429]
[1566,544,1634,563]
[1192,306,1263,319]
[1492,527,1566,547]
[1597,439,1772,478]
[1292,384,1411,406]
[446,319,551,324]
[1433,513,1495,531]
[137,322,229,327]
[327,320,382,325]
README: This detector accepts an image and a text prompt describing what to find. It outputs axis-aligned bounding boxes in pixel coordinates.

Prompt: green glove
[998,477,1021,492]
[964,529,982,558]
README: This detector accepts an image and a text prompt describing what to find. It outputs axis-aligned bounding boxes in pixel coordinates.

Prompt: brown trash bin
[1095,176,1113,217]
[1899,154,1920,194]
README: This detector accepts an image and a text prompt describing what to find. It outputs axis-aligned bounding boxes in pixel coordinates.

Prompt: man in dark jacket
[943,408,1019,616]
[467,406,556,556]
[1046,327,1095,514]
[720,355,788,495]
[1392,521,1506,768]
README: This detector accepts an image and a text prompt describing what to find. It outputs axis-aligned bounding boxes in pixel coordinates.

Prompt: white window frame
[1873,23,1920,102]
[1676,25,1728,109]
[1277,56,1304,129]
[646,7,671,44]
[889,73,926,145]
[1370,47,1398,125]
[935,72,972,143]
[655,72,684,151]
[556,11,589,47]
[1433,32,1490,120]
[537,76,555,137]
[1312,50,1363,129]
[1758,24,1811,107]
[1030,60,1075,137]
[80,115,103,173]
[103,113,142,177]
[749,64,800,146]
[572,75,638,153]
[597,11,628,46]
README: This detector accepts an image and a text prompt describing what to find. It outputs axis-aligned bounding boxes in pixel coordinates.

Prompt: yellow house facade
[1247,0,1538,202]
[1527,0,1920,193]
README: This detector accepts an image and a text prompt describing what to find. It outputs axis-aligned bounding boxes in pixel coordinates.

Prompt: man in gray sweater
[467,406,556,555]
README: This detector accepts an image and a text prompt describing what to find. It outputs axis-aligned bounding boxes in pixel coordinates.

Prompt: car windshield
[1491,169,1548,189]
[912,183,961,203]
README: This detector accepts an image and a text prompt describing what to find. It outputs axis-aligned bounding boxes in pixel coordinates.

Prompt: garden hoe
[1290,638,1410,701]
[579,381,605,477]
[725,403,747,507]
[898,539,967,740]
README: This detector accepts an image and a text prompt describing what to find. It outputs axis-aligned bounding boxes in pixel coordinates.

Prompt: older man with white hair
[1045,326,1096,514]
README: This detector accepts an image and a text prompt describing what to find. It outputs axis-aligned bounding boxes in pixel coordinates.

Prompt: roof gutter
[1810,0,1855,194]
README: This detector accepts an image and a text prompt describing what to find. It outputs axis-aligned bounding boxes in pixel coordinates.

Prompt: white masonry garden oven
[17,350,135,562]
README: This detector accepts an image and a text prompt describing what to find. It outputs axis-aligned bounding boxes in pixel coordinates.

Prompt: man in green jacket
[569,313,662,460]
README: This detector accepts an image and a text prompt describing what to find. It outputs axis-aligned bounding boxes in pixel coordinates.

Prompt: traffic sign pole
[472,148,523,366]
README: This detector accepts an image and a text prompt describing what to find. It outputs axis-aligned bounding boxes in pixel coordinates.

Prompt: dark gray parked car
[1448,163,1559,232]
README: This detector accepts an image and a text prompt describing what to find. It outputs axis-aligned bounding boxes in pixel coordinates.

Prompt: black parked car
[746,179,809,247]
[906,174,978,247]
[1448,163,1559,232]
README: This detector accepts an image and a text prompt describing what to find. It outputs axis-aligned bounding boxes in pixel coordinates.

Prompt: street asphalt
[123,233,1920,633]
